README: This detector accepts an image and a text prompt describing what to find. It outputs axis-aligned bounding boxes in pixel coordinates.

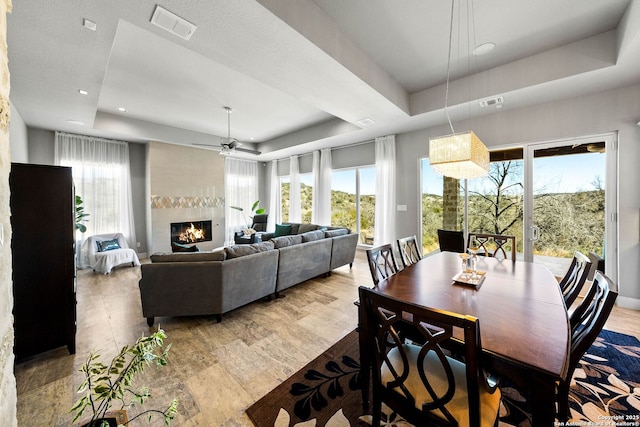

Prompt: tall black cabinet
[10,163,76,360]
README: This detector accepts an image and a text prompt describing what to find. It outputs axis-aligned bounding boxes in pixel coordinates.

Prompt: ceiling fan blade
[235,146,261,155]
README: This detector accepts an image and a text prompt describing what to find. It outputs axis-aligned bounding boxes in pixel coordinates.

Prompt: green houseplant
[75,195,90,233]
[71,328,179,427]
[230,200,265,229]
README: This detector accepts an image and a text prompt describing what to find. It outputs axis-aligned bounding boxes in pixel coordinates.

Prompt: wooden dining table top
[374,251,570,380]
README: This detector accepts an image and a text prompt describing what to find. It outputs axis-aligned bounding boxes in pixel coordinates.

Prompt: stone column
[0,1,16,426]
[442,176,460,230]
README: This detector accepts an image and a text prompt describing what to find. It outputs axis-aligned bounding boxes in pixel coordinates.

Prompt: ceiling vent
[479,96,504,108]
[150,5,197,41]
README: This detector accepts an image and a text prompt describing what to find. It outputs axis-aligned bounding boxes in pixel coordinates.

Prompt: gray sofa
[139,242,278,325]
[138,224,358,324]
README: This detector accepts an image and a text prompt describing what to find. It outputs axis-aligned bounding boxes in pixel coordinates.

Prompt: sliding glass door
[524,134,616,278]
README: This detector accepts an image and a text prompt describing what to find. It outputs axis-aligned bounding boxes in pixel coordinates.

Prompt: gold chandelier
[429,0,489,180]
[430,131,488,179]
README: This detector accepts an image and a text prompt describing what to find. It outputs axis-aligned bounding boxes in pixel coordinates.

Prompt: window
[420,158,447,254]
[331,167,375,244]
[280,176,290,223]
[300,173,313,223]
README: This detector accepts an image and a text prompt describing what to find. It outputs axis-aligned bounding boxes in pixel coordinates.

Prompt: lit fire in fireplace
[179,223,206,243]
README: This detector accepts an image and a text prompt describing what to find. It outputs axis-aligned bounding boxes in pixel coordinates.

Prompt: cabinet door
[10,163,76,360]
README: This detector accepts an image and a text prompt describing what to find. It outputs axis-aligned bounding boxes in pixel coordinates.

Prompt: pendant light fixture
[429,0,489,180]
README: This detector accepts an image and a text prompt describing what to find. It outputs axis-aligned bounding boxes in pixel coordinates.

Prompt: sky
[422,151,605,196]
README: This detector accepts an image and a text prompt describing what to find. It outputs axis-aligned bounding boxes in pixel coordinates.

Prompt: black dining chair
[556,271,618,421]
[437,229,466,253]
[559,251,592,309]
[396,235,422,268]
[358,285,502,427]
[365,243,399,285]
[467,232,517,262]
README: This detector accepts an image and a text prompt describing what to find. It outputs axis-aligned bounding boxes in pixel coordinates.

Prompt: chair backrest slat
[467,233,516,262]
[559,251,592,309]
[396,235,422,268]
[366,244,399,285]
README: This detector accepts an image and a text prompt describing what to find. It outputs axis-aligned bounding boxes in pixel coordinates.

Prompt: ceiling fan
[192,106,261,155]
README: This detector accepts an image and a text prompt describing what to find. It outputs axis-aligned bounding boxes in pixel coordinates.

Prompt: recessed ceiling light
[473,42,495,56]
[117,107,127,112]
[66,120,85,125]
[78,89,88,95]
[83,18,97,31]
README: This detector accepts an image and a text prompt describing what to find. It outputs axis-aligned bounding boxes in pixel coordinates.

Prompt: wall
[0,0,17,424]
[8,102,25,163]
[147,141,225,254]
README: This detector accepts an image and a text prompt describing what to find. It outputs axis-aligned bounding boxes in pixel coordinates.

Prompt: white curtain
[289,155,301,223]
[268,159,281,231]
[374,135,396,246]
[55,131,136,268]
[224,157,259,245]
[312,148,332,225]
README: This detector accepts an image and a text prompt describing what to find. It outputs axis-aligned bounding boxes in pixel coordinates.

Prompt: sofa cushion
[274,224,292,237]
[271,234,303,248]
[225,241,275,259]
[150,250,226,263]
[301,229,325,242]
[284,223,300,235]
[325,228,349,238]
[298,223,319,234]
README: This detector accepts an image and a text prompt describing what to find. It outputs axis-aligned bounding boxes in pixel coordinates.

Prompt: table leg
[530,373,557,426]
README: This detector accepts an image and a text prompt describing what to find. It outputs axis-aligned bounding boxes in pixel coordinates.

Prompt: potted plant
[230,200,265,230]
[75,195,90,233]
[70,328,179,427]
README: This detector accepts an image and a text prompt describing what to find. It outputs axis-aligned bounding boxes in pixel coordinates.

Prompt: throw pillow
[171,241,199,252]
[97,239,121,252]
[274,224,292,237]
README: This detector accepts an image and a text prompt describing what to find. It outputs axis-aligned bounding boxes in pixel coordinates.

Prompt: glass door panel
[525,139,608,277]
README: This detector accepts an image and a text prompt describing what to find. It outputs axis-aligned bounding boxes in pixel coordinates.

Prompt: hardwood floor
[14,250,640,426]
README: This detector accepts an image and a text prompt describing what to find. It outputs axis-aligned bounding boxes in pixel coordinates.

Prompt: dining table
[358,250,570,426]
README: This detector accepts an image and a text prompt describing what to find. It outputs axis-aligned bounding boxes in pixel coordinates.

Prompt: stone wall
[442,176,461,231]
[0,1,16,425]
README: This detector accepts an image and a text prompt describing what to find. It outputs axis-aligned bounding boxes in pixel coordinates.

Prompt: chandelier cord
[444,0,456,135]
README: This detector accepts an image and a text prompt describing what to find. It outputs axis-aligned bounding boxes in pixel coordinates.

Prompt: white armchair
[82,233,140,274]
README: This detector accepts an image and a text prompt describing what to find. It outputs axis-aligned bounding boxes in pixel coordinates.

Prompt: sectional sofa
[139,224,358,325]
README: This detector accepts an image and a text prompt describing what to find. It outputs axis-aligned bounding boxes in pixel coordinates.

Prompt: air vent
[479,96,504,108]
[150,5,197,41]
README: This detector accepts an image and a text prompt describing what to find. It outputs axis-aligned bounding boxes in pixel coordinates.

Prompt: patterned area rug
[246,329,640,427]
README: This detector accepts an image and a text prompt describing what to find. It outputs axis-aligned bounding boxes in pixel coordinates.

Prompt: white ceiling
[7,0,640,161]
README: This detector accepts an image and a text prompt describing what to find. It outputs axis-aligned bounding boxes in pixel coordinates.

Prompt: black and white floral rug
[246,329,640,427]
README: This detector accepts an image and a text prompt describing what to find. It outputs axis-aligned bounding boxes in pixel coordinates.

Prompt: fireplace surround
[170,220,213,244]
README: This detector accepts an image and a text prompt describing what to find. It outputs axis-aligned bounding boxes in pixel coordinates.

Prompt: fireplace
[170,220,213,244]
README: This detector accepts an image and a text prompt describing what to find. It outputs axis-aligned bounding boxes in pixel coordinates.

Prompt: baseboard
[616,296,640,310]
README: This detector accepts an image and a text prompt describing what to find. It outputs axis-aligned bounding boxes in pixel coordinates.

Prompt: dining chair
[467,232,517,262]
[556,271,618,421]
[437,229,466,253]
[396,235,422,268]
[366,243,399,285]
[558,251,592,309]
[358,286,502,427]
